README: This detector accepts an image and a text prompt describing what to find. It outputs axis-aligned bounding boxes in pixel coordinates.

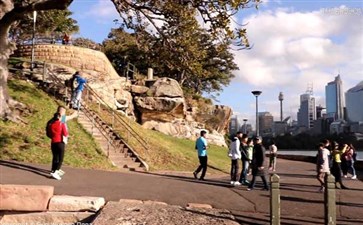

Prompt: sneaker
[343,175,348,178]
[193,172,198,179]
[230,181,235,185]
[242,180,250,185]
[57,169,65,176]
[247,188,253,191]
[50,172,62,180]
[234,181,241,186]
[351,175,357,180]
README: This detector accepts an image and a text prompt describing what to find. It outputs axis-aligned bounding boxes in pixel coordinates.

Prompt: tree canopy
[9,9,79,42]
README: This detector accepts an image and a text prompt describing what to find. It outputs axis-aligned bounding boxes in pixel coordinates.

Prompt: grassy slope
[0,78,115,170]
[95,104,231,173]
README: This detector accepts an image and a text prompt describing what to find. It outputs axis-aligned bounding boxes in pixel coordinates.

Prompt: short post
[147,68,153,80]
[324,174,336,225]
[42,62,46,82]
[270,174,280,225]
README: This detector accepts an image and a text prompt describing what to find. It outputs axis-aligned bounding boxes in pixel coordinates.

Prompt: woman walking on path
[47,113,68,180]
[228,132,242,186]
[269,140,278,171]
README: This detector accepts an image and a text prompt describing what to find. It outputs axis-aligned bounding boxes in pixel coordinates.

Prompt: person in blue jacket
[193,130,208,181]
[70,71,87,109]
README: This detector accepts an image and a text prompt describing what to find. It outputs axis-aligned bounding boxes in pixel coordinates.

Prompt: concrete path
[1,159,362,224]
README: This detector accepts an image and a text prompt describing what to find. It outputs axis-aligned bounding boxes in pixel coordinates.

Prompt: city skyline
[69,1,363,125]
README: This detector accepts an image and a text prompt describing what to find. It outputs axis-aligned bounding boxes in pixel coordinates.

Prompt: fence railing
[9,58,149,153]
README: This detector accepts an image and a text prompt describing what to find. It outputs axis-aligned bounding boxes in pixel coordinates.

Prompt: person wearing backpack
[70,72,87,110]
[228,132,242,186]
[46,112,68,180]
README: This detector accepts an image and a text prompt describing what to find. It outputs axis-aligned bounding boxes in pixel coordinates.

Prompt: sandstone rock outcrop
[0,185,54,211]
[0,212,94,224]
[134,78,186,123]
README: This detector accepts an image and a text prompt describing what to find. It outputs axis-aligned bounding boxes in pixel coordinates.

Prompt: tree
[73,37,101,50]
[0,0,73,120]
[9,8,79,42]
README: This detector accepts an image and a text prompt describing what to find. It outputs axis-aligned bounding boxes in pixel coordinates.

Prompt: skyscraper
[258,112,274,135]
[229,116,239,134]
[297,93,316,129]
[325,75,345,120]
[345,81,363,122]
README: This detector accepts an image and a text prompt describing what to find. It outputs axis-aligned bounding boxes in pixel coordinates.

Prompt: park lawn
[94,104,231,173]
[0,78,115,171]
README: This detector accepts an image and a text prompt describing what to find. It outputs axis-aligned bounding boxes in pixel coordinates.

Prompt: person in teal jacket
[193,130,208,180]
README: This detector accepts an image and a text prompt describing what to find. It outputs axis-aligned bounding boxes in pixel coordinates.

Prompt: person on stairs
[70,71,87,110]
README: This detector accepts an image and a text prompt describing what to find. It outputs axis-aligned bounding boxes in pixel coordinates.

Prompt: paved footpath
[1,159,362,224]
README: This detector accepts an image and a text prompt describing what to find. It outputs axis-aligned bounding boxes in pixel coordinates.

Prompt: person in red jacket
[49,112,68,180]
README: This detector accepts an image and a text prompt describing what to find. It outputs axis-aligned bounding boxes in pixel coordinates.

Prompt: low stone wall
[13,44,120,79]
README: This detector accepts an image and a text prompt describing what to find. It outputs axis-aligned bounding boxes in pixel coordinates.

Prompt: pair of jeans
[51,142,65,172]
[230,159,239,181]
[239,159,249,183]
[195,156,208,179]
[71,90,83,109]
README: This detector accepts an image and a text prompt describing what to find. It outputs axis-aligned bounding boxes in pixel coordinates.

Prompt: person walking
[239,134,250,185]
[47,112,68,180]
[316,143,330,192]
[228,132,242,186]
[247,136,269,191]
[193,130,208,181]
[70,72,87,110]
[269,140,278,171]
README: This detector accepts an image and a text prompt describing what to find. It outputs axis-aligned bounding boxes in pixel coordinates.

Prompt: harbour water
[279,150,362,161]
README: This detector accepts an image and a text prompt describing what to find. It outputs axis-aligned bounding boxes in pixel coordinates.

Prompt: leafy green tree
[9,8,79,41]
[73,37,101,50]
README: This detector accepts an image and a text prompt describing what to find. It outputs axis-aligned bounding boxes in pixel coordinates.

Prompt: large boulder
[0,212,94,224]
[193,105,232,135]
[134,78,186,123]
[0,185,54,211]
[48,195,106,212]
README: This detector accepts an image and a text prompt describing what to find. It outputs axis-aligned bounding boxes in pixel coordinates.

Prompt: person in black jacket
[247,136,269,191]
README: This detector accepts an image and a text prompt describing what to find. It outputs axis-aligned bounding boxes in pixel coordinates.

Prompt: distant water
[279,150,362,161]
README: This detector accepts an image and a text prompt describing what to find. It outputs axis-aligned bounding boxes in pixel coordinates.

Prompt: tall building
[297,93,316,129]
[325,75,345,120]
[229,117,239,134]
[258,112,274,135]
[345,81,363,122]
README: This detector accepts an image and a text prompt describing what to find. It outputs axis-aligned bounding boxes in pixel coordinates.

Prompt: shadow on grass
[0,160,50,178]
[0,134,11,149]
[8,79,43,99]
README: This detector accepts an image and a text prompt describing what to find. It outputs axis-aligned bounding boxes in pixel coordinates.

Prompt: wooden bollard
[270,174,280,225]
[324,174,336,225]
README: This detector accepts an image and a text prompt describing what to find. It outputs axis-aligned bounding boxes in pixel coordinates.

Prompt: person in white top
[316,142,331,192]
[269,141,278,171]
[228,132,242,186]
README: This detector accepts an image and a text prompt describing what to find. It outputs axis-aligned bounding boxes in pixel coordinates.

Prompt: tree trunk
[0,0,72,119]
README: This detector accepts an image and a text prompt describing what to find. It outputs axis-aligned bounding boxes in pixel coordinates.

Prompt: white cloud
[229,6,363,120]
[86,0,120,24]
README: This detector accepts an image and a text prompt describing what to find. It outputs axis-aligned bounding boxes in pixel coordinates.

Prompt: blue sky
[69,0,363,128]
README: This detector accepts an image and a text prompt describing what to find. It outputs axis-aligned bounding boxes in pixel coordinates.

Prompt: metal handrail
[9,57,148,151]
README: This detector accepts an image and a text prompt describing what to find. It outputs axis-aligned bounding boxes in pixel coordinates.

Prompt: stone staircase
[77,111,145,171]
[9,60,148,172]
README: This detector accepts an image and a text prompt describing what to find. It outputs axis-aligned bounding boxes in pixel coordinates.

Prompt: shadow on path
[0,160,50,178]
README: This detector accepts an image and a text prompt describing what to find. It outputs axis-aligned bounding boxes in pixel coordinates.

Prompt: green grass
[92,104,231,174]
[0,78,115,171]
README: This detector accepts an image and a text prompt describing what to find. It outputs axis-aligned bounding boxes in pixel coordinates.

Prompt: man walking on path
[193,130,208,181]
[248,136,269,191]
[239,134,250,185]
[316,143,330,192]
[228,132,242,186]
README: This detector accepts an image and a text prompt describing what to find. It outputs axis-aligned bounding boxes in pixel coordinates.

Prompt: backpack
[45,118,56,139]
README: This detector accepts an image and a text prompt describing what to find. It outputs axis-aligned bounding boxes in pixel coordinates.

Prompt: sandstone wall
[14,44,120,79]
